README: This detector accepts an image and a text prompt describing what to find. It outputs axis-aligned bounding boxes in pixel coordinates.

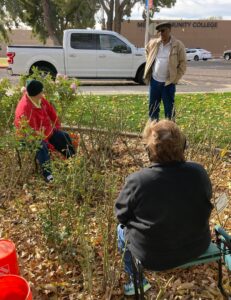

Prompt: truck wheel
[224,54,230,61]
[38,66,57,78]
[30,65,57,79]
[135,66,145,85]
[194,55,199,61]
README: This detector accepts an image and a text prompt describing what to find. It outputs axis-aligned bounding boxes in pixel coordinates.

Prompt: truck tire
[135,66,145,85]
[30,64,57,79]
[224,54,230,61]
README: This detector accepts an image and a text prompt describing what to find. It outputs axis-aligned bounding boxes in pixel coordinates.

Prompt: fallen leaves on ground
[0,138,230,300]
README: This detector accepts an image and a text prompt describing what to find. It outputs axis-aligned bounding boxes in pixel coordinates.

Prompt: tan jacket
[144,36,187,85]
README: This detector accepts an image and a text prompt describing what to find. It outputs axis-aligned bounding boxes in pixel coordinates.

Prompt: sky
[131,0,231,20]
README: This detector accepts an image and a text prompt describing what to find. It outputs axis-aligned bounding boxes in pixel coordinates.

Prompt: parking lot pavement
[1,59,231,94]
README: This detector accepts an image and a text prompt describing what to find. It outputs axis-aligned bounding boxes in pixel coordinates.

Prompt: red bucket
[0,275,32,300]
[0,240,19,276]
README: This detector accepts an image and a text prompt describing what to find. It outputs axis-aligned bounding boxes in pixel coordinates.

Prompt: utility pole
[144,2,149,47]
[144,0,153,47]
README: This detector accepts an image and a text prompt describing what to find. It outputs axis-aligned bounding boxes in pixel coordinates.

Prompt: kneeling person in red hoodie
[14,79,75,182]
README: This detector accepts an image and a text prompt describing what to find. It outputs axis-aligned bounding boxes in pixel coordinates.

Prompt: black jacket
[115,161,213,271]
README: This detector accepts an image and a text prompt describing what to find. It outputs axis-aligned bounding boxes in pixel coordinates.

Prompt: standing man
[144,22,187,120]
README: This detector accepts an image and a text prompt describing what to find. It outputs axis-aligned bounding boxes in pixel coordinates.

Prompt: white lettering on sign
[215,193,229,214]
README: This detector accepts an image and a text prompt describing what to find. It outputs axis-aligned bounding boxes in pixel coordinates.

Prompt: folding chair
[131,225,231,300]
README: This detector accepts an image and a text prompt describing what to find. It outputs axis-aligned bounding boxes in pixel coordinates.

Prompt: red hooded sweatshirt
[14,93,61,141]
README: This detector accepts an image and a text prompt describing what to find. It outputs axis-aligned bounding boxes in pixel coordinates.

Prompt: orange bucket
[0,275,32,300]
[0,240,19,276]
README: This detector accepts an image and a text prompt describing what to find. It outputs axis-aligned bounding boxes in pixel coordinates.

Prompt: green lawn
[66,92,231,148]
[0,57,8,67]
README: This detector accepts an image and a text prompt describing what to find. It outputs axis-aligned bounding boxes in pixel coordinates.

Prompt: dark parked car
[223,50,231,60]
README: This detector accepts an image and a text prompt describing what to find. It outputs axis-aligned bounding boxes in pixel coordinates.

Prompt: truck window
[71,33,96,50]
[98,34,127,51]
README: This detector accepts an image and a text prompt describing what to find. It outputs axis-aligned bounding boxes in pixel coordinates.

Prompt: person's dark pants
[36,130,75,178]
[49,130,75,158]
[149,77,176,121]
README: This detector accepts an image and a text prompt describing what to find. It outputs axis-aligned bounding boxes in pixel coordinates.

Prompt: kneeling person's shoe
[45,174,54,183]
[124,281,135,296]
[124,278,151,296]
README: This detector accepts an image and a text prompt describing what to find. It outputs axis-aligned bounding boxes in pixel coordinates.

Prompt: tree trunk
[114,0,123,33]
[100,0,114,30]
[107,0,114,30]
[114,0,129,33]
[41,0,61,45]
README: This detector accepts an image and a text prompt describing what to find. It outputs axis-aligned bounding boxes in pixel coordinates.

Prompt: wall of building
[1,21,230,58]
[121,20,231,57]
[0,29,54,57]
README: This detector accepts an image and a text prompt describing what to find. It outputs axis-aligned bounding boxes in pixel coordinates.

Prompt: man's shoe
[45,174,54,183]
[124,278,151,296]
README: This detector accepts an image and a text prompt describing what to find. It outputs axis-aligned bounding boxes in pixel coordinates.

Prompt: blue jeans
[149,77,176,120]
[117,224,134,277]
[36,141,51,178]
[36,130,75,178]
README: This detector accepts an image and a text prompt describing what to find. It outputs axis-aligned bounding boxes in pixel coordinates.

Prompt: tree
[99,0,141,32]
[0,0,22,42]
[0,0,100,45]
[99,0,177,33]
[114,0,140,33]
[100,0,115,31]
[151,0,177,11]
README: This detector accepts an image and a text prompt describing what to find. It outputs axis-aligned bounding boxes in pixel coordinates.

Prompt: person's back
[119,161,212,271]
[115,119,213,295]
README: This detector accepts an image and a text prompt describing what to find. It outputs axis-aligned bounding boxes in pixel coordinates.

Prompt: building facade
[1,20,230,58]
[121,20,231,57]
[0,30,53,57]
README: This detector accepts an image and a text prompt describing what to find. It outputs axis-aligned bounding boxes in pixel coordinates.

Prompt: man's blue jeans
[117,224,134,277]
[149,77,176,120]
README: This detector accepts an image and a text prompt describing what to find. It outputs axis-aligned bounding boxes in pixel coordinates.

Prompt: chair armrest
[215,225,231,249]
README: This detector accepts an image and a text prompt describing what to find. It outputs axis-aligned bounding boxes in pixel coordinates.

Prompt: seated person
[115,119,213,296]
[14,79,75,182]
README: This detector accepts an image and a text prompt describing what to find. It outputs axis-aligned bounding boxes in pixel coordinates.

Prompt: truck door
[96,34,133,78]
[66,33,97,77]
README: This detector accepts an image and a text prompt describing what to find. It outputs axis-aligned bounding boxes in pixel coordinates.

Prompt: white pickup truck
[7,29,146,84]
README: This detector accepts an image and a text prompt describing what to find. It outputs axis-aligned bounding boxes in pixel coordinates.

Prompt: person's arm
[43,98,61,129]
[175,42,187,82]
[115,175,138,226]
[15,100,39,133]
[145,39,153,60]
[201,166,213,208]
[15,109,46,141]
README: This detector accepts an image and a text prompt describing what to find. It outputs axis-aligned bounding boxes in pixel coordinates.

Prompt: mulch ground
[0,138,230,299]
